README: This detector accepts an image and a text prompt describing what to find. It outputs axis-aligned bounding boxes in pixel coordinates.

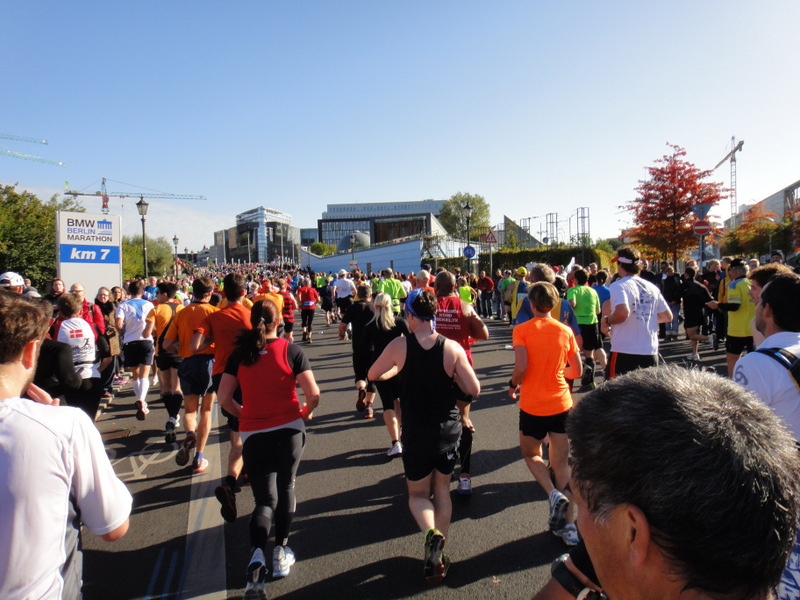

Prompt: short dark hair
[616,246,642,275]
[761,272,800,332]
[596,270,608,285]
[128,280,143,296]
[411,289,437,318]
[157,281,178,298]
[574,269,588,285]
[684,266,696,279]
[192,276,214,299]
[568,366,800,599]
[748,263,793,289]
[223,273,246,301]
[0,291,50,363]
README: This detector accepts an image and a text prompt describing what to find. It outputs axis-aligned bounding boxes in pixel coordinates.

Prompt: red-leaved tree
[627,144,725,263]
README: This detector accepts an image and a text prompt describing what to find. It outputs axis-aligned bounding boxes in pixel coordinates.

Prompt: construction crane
[65,177,205,214]
[0,132,66,167]
[714,136,744,218]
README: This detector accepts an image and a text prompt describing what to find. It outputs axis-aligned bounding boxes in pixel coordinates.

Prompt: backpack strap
[157,303,178,354]
[756,347,800,392]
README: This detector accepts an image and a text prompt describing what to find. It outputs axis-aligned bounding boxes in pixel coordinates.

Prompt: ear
[21,339,41,371]
[623,504,652,567]
[761,302,774,321]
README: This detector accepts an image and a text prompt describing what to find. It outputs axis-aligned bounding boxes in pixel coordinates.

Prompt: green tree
[438,192,491,240]
[310,241,333,256]
[122,235,175,280]
[0,186,85,285]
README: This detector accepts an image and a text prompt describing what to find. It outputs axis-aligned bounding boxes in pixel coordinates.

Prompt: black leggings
[301,309,315,332]
[243,428,305,549]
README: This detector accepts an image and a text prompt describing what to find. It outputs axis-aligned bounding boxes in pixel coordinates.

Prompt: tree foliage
[627,144,725,263]
[0,186,85,285]
[721,204,792,257]
[122,235,175,280]
[309,241,336,256]
[438,192,491,240]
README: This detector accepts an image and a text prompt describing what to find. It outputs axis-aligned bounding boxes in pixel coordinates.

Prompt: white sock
[139,378,150,402]
[131,379,141,398]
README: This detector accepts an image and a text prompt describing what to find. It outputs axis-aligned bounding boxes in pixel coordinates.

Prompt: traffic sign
[693,220,711,236]
[691,203,714,220]
[483,230,497,244]
[463,245,476,259]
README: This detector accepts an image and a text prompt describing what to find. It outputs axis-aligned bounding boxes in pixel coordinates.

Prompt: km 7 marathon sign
[56,211,122,292]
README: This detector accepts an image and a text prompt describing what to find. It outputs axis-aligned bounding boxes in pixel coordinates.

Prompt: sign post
[56,211,122,294]
[693,219,711,266]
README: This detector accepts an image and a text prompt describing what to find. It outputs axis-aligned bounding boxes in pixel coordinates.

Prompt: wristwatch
[551,554,607,600]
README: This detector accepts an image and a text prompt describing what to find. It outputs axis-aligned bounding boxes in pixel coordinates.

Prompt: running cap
[516,266,528,276]
[0,271,24,287]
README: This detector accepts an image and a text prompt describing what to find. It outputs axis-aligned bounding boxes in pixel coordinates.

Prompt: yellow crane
[65,177,205,214]
[0,132,65,167]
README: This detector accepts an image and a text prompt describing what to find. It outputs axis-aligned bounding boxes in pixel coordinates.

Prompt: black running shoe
[215,483,237,522]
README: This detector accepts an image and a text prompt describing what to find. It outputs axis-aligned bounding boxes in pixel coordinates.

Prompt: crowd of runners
[2,243,800,600]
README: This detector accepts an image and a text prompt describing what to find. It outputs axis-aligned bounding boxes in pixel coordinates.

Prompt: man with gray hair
[534,366,800,600]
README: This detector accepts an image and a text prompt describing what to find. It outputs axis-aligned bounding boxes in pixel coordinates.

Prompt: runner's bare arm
[368,337,405,381]
[217,374,240,417]
[296,370,320,420]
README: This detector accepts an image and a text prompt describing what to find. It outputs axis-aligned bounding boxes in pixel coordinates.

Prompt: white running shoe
[245,548,267,599]
[387,441,403,457]
[457,477,472,496]
[273,546,295,578]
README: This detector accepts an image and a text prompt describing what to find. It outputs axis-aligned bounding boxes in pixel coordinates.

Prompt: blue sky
[2,1,798,252]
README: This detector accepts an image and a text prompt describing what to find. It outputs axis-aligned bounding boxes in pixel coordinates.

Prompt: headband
[611,255,642,265]
[404,289,435,322]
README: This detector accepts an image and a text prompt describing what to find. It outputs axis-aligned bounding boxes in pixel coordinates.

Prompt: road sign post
[693,219,711,267]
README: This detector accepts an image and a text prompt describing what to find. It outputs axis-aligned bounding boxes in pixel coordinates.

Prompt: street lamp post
[462,201,473,272]
[172,235,179,279]
[136,197,149,279]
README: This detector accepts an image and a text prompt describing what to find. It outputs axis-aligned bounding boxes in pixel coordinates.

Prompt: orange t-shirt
[197,303,252,375]
[164,302,218,358]
[512,316,578,416]
[252,292,284,315]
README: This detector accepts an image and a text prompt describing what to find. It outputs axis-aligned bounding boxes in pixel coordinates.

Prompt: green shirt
[566,285,599,325]
[376,278,405,314]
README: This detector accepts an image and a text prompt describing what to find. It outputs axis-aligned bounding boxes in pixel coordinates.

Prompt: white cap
[0,271,24,287]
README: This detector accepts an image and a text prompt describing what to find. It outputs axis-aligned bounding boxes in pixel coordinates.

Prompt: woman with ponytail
[364,292,410,455]
[217,299,320,598]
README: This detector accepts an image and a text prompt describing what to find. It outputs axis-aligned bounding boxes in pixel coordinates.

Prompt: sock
[195,451,203,464]
[139,378,150,402]
[225,475,237,489]
[131,379,141,398]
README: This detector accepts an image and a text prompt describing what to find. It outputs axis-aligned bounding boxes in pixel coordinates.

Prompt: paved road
[81,315,727,600]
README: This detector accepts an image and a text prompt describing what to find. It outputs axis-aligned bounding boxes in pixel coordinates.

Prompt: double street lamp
[136,197,149,279]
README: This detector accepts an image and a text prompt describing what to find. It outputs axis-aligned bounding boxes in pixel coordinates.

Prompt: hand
[508,385,519,400]
[706,300,719,310]
[26,383,58,406]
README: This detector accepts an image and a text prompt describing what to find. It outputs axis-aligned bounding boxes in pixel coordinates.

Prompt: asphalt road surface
[81,314,727,600]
